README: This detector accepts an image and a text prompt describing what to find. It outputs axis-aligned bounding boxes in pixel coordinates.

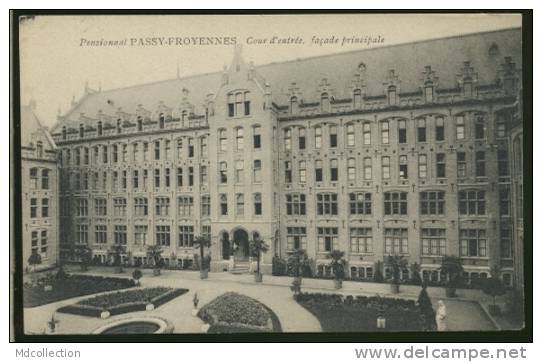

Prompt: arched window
[353,89,362,109]
[321,93,330,113]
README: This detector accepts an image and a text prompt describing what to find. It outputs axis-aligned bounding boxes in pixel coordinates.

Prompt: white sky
[18,14,521,127]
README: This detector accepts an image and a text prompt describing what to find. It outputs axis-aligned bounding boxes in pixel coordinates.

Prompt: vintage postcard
[11,12,529,341]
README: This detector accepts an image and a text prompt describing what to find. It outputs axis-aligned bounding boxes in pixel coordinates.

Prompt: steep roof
[21,105,57,150]
[56,27,521,130]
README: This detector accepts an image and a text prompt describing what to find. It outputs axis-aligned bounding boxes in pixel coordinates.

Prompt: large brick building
[50,28,523,286]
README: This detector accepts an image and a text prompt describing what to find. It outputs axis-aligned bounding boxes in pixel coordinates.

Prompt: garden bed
[24,274,136,308]
[57,287,188,318]
[197,292,282,333]
[295,292,434,332]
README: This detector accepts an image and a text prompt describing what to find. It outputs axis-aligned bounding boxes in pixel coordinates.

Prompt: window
[219,129,227,152]
[382,156,390,179]
[349,192,372,215]
[113,198,127,217]
[101,146,110,164]
[381,121,389,144]
[299,160,307,183]
[500,227,512,259]
[95,225,107,244]
[418,154,428,178]
[286,193,306,215]
[178,225,194,247]
[317,227,338,252]
[236,193,244,216]
[236,128,244,151]
[499,186,511,216]
[132,143,139,163]
[155,197,170,216]
[76,224,88,244]
[435,117,445,141]
[254,193,262,215]
[30,168,38,189]
[93,146,99,165]
[142,143,148,161]
[475,151,486,177]
[321,93,330,113]
[298,128,306,150]
[287,227,307,251]
[398,120,407,144]
[421,229,446,256]
[498,150,509,177]
[228,91,250,117]
[188,167,194,186]
[201,225,211,244]
[235,160,244,183]
[384,228,408,254]
[460,229,487,257]
[459,190,486,215]
[114,225,127,245]
[95,198,107,216]
[420,191,445,215]
[425,82,434,103]
[176,167,183,187]
[41,198,49,217]
[154,141,160,160]
[219,162,228,184]
[76,198,88,217]
[436,153,446,178]
[346,124,355,147]
[456,116,465,140]
[496,122,507,138]
[315,160,323,182]
[137,117,143,131]
[220,194,228,216]
[154,168,160,188]
[399,155,408,179]
[122,144,128,162]
[314,126,322,148]
[253,160,262,183]
[384,192,407,215]
[134,225,148,245]
[363,122,371,145]
[329,125,338,148]
[200,137,208,158]
[155,225,170,246]
[200,165,208,186]
[176,139,183,159]
[177,196,193,217]
[330,159,338,181]
[112,145,118,163]
[353,89,362,109]
[201,195,211,217]
[388,86,397,106]
[132,170,139,190]
[253,126,261,149]
[417,118,427,142]
[284,129,292,150]
[364,157,372,179]
[457,152,467,178]
[475,115,485,139]
[317,193,338,215]
[347,158,356,181]
[284,161,292,183]
[159,113,165,129]
[134,197,148,216]
[75,148,81,166]
[290,96,298,114]
[121,170,127,189]
[79,124,84,138]
[350,228,373,253]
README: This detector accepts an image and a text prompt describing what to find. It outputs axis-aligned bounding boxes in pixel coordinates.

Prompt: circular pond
[92,317,170,334]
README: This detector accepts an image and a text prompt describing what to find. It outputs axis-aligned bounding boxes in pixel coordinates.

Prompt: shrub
[272,256,287,276]
[417,285,437,330]
[197,292,271,327]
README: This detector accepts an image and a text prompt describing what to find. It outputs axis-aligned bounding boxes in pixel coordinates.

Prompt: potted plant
[385,254,407,294]
[410,262,422,286]
[373,260,384,283]
[329,250,346,289]
[287,249,307,286]
[108,243,126,273]
[132,268,143,285]
[439,255,464,297]
[481,266,507,316]
[193,235,212,279]
[250,236,269,283]
[74,244,92,272]
[27,250,42,274]
[146,244,164,276]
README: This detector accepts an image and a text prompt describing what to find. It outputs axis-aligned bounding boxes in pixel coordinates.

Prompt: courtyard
[24,266,499,335]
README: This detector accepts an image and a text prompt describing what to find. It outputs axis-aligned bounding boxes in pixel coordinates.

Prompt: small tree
[250,236,269,278]
[417,285,437,330]
[481,266,507,316]
[146,244,163,276]
[193,235,211,279]
[329,250,345,289]
[74,244,92,271]
[410,262,422,286]
[385,254,407,293]
[132,268,143,285]
[439,255,464,297]
[28,251,42,273]
[287,249,307,278]
[108,243,126,273]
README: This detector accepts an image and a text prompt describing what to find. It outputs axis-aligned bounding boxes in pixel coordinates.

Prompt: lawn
[24,274,136,308]
[295,293,431,332]
[198,292,282,333]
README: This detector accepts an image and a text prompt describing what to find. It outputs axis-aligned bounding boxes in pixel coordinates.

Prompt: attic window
[353,89,362,109]
[488,43,500,57]
[388,86,397,106]
[290,96,298,114]
[463,79,473,98]
[36,141,43,158]
[425,82,434,103]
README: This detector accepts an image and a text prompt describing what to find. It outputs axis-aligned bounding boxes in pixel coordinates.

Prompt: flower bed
[24,274,136,308]
[295,292,434,332]
[197,292,281,333]
[57,287,188,318]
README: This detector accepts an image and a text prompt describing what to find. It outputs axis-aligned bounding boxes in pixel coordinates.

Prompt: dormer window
[137,116,143,131]
[388,86,397,106]
[353,89,362,109]
[290,96,298,114]
[159,113,165,129]
[79,124,84,138]
[425,82,434,103]
[463,78,473,98]
[97,121,103,136]
[227,91,250,117]
[62,126,67,140]
[321,93,330,113]
[36,141,43,158]
[116,119,122,134]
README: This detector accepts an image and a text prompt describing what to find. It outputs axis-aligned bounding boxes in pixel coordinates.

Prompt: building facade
[21,103,59,271]
[50,28,523,286]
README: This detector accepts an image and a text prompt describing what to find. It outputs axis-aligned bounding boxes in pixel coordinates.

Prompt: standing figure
[436,300,447,331]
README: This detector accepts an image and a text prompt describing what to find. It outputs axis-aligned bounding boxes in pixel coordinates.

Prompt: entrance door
[233,229,249,261]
